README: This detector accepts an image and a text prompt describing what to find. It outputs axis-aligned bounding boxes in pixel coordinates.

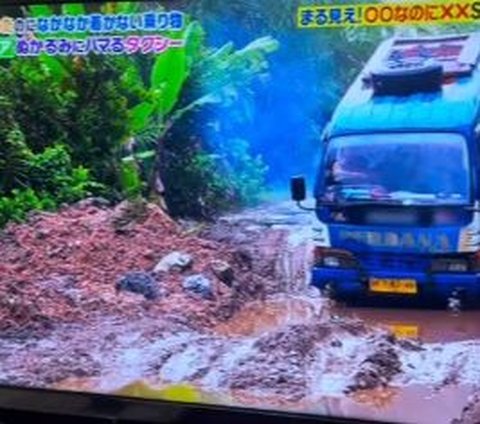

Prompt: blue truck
[291,33,480,308]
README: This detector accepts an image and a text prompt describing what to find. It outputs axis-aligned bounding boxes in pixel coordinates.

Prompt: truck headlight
[314,247,357,268]
[324,256,341,267]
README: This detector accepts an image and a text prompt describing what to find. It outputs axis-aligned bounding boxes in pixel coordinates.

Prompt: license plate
[389,324,419,339]
[369,278,418,294]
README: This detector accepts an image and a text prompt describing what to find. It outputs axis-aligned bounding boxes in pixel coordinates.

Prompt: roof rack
[363,32,480,96]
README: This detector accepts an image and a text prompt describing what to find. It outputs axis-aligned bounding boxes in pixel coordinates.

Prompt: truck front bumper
[311,267,480,306]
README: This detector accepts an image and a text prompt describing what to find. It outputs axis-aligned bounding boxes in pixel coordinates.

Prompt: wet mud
[1,199,480,424]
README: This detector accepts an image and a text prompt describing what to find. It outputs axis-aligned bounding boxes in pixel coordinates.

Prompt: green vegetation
[0,143,102,226]
[3,0,458,226]
[0,2,277,225]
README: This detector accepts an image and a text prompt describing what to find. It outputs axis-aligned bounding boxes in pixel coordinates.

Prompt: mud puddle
[214,295,480,343]
[54,379,473,424]
[315,384,474,424]
[216,294,480,424]
[231,384,473,424]
[332,305,480,343]
[214,295,325,337]
[44,294,480,424]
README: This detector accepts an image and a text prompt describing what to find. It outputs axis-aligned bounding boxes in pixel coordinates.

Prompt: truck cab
[292,33,480,307]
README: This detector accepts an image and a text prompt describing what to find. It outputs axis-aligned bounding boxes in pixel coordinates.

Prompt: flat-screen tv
[1,1,480,423]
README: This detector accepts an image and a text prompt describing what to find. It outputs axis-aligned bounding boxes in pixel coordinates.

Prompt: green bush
[0,145,104,226]
[164,138,267,219]
[219,138,268,205]
[0,56,137,198]
[0,189,55,227]
[0,96,32,194]
[27,144,104,203]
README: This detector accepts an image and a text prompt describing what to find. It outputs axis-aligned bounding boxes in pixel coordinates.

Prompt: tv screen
[0,1,480,423]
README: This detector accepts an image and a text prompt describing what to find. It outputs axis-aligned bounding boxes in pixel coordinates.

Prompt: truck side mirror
[290,176,306,202]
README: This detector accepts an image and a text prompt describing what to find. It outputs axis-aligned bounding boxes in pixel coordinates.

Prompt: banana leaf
[184,21,205,72]
[129,102,156,134]
[150,32,188,115]
[120,160,142,198]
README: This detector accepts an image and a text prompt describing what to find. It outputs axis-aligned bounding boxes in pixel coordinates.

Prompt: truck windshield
[323,133,470,205]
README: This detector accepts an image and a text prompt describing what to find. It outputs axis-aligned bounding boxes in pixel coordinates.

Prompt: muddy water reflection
[332,304,480,343]
[215,294,480,343]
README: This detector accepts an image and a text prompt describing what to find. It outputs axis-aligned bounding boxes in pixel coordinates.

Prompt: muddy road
[1,199,480,424]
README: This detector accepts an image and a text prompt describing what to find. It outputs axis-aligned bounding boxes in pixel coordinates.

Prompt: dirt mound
[224,321,332,401]
[347,336,402,392]
[0,200,268,334]
[201,219,304,296]
[254,322,331,355]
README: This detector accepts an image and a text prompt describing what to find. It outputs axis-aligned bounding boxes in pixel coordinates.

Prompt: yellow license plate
[369,278,418,294]
[389,324,419,339]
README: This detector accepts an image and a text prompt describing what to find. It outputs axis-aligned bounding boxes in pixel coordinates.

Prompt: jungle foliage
[0,1,279,224]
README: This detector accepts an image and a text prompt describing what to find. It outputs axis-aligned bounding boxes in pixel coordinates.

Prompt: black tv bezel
[0,1,389,423]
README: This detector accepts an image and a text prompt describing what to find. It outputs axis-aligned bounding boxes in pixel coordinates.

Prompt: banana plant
[121,20,200,202]
[123,29,279,206]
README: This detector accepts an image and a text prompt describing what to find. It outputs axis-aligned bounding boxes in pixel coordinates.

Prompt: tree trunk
[148,120,173,211]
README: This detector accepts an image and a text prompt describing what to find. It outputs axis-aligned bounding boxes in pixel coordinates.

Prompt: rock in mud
[453,393,480,424]
[255,322,331,356]
[75,197,111,209]
[228,356,307,401]
[232,248,254,271]
[111,200,150,233]
[226,323,331,401]
[346,339,402,393]
[116,271,160,300]
[154,251,193,274]
[330,339,342,348]
[397,337,425,352]
[182,274,214,300]
[210,260,234,287]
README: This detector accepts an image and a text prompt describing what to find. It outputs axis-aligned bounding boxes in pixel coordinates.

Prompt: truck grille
[357,253,430,272]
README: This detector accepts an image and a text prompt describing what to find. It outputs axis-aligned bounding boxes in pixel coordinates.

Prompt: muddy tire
[319,283,335,300]
[320,284,360,306]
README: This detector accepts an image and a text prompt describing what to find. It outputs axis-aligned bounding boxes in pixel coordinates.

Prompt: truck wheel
[320,283,336,301]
